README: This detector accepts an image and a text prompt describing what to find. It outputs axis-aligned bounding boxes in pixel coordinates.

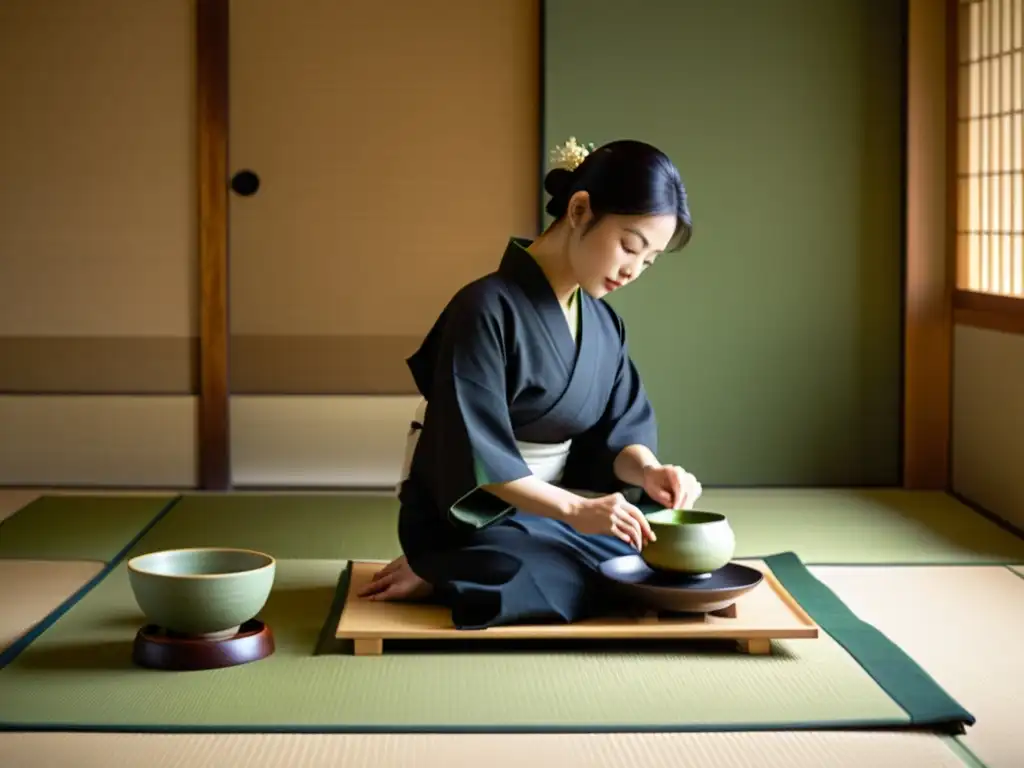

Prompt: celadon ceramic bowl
[127,547,276,639]
[640,510,736,577]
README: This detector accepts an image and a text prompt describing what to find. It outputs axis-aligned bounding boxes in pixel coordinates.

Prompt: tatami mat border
[0,496,183,668]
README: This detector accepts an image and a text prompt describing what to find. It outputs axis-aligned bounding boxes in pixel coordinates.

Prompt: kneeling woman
[360,138,703,629]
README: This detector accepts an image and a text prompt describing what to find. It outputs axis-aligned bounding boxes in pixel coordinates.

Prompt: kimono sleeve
[565,317,658,496]
[602,330,658,459]
[408,288,533,531]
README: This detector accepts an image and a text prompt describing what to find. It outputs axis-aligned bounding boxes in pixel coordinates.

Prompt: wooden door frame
[195,0,957,492]
[196,0,230,490]
[901,0,957,490]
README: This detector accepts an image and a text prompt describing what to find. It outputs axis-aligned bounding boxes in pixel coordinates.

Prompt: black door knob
[230,170,260,196]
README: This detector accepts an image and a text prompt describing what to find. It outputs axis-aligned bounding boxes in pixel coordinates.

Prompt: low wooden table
[335,559,819,656]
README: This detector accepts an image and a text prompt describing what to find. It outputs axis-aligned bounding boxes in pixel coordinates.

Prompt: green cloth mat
[0,495,179,562]
[127,489,1024,566]
[128,493,401,561]
[0,554,973,734]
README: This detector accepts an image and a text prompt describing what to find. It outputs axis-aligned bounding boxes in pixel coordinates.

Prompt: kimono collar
[497,237,584,365]
[498,237,564,300]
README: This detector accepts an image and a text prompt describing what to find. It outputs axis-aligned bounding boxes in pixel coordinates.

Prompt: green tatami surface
[0,495,178,562]
[0,554,973,734]
[7,489,1022,568]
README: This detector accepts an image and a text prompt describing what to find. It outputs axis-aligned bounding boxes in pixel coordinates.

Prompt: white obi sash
[396,397,571,495]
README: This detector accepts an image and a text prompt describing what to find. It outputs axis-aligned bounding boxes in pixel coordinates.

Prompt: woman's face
[564,192,677,298]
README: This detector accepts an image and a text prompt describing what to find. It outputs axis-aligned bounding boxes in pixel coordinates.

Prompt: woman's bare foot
[357,555,433,601]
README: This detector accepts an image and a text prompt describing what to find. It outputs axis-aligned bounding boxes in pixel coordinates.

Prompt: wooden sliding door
[226,0,540,485]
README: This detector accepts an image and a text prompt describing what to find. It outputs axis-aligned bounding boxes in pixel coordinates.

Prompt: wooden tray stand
[336,560,818,657]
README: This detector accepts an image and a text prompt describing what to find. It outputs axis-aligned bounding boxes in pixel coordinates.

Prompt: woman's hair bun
[543,167,573,218]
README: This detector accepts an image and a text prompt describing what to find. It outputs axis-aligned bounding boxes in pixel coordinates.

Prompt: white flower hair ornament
[549,136,595,172]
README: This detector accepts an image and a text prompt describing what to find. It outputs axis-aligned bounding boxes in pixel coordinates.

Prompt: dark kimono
[397,237,658,629]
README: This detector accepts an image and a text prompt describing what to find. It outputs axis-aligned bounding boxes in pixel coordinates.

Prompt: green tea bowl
[127,547,276,639]
[641,510,736,577]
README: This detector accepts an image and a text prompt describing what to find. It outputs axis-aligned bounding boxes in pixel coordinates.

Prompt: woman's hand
[357,555,433,601]
[642,464,703,510]
[564,493,656,550]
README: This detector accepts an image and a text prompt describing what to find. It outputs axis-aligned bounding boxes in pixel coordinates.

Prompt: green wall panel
[543,0,905,486]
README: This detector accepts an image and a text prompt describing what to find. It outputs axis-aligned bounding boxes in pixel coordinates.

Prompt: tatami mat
[128,493,401,561]
[0,489,1017,766]
[1,556,958,733]
[0,494,178,561]
[0,559,103,653]
[699,489,1024,564]
[0,490,38,523]
[812,564,1024,768]
[0,730,972,768]
[122,489,1024,565]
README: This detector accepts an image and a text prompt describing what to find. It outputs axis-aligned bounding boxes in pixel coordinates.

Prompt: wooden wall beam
[902,0,955,489]
[196,0,231,490]
[954,290,1024,334]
